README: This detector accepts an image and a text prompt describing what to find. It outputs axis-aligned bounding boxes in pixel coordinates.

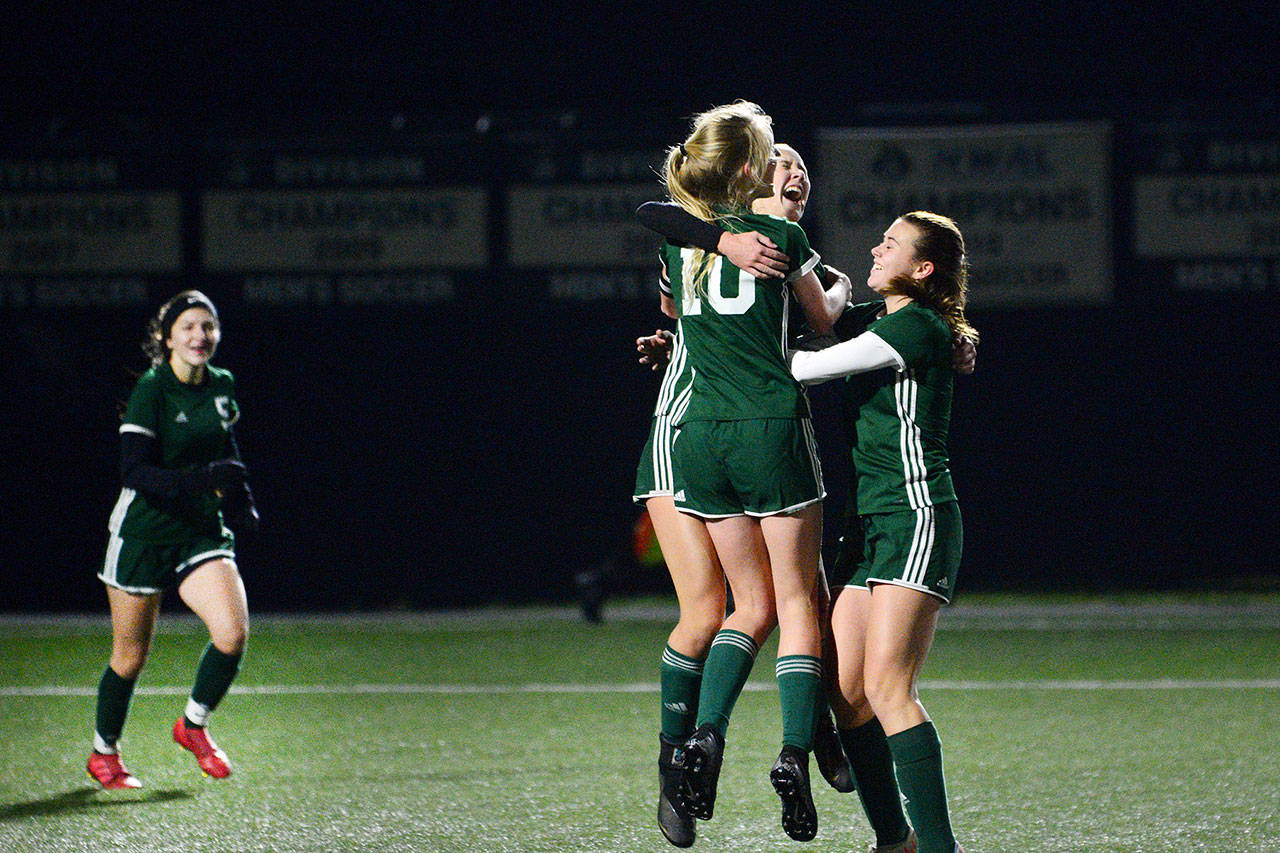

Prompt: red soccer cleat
[172,717,232,778]
[87,750,142,789]
[867,829,918,853]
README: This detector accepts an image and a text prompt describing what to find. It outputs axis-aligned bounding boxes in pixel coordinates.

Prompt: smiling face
[868,217,930,293]
[165,307,220,373]
[753,144,810,222]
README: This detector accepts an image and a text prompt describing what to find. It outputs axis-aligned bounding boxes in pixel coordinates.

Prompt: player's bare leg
[828,586,916,850]
[647,496,724,846]
[864,584,956,853]
[88,587,160,789]
[173,558,248,779]
[678,515,776,821]
[760,505,824,841]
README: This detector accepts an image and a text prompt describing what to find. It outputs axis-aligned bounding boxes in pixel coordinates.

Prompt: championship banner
[1134,175,1280,257]
[1132,156,1280,292]
[0,192,182,274]
[507,184,659,268]
[816,123,1112,306]
[202,187,488,271]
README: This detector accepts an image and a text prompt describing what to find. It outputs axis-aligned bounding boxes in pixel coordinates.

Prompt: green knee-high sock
[776,655,822,750]
[839,718,911,847]
[887,721,956,853]
[659,645,703,741]
[94,667,136,750]
[188,644,242,724]
[694,629,758,737]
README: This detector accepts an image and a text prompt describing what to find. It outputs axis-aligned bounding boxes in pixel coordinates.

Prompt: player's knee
[732,602,778,640]
[861,662,913,715]
[211,621,248,655]
[773,591,819,634]
[729,577,776,615]
[109,646,149,679]
[831,690,874,728]
[834,671,870,708]
[674,609,722,652]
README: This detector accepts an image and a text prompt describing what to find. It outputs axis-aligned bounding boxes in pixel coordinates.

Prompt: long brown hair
[887,211,979,342]
[661,101,775,297]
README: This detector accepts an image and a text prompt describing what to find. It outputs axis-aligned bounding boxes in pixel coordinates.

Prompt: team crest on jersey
[214,396,240,430]
[175,411,188,423]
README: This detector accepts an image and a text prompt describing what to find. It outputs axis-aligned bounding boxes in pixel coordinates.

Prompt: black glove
[222,481,260,533]
[186,459,248,495]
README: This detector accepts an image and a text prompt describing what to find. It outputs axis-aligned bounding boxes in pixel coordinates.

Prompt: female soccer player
[790,212,977,853]
[650,102,849,843]
[633,273,765,847]
[634,142,852,847]
[641,206,976,852]
[87,291,259,789]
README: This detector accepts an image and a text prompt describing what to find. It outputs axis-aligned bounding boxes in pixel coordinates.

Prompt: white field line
[4,601,1280,633]
[3,679,1280,698]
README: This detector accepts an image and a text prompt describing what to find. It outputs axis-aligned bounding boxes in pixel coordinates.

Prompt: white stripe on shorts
[800,418,824,494]
[107,488,136,534]
[100,530,124,587]
[903,505,936,587]
[98,529,163,595]
[176,550,235,576]
[652,415,676,495]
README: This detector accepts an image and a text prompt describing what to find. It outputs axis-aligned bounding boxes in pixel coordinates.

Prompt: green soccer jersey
[842,302,957,514]
[652,257,692,419]
[664,211,822,423]
[109,362,240,542]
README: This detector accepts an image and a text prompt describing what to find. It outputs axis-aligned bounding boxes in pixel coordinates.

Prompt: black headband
[159,293,218,341]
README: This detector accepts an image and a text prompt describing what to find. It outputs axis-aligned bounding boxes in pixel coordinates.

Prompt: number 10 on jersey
[679,248,757,316]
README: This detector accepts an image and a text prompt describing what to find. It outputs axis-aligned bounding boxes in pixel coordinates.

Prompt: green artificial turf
[2,595,1278,851]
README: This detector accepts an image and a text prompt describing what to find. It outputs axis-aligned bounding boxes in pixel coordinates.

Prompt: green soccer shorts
[633,415,677,503]
[672,418,825,518]
[831,502,962,603]
[100,530,235,595]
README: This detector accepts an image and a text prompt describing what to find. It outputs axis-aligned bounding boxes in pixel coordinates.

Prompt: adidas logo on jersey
[937,576,949,589]
[175,412,188,423]
[673,490,686,500]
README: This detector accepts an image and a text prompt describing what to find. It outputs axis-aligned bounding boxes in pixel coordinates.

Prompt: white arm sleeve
[788,331,904,385]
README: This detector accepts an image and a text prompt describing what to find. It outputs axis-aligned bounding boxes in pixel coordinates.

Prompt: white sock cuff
[184,698,212,727]
[93,732,117,754]
[711,629,759,658]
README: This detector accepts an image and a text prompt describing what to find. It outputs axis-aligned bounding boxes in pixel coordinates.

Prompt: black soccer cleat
[812,711,856,793]
[770,744,818,842]
[657,736,695,848]
[679,724,725,821]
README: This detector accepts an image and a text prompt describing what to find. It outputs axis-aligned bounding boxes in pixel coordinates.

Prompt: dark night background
[3,2,1278,612]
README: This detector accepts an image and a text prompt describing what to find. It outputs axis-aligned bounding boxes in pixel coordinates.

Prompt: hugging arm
[789,332,903,385]
[636,201,788,278]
